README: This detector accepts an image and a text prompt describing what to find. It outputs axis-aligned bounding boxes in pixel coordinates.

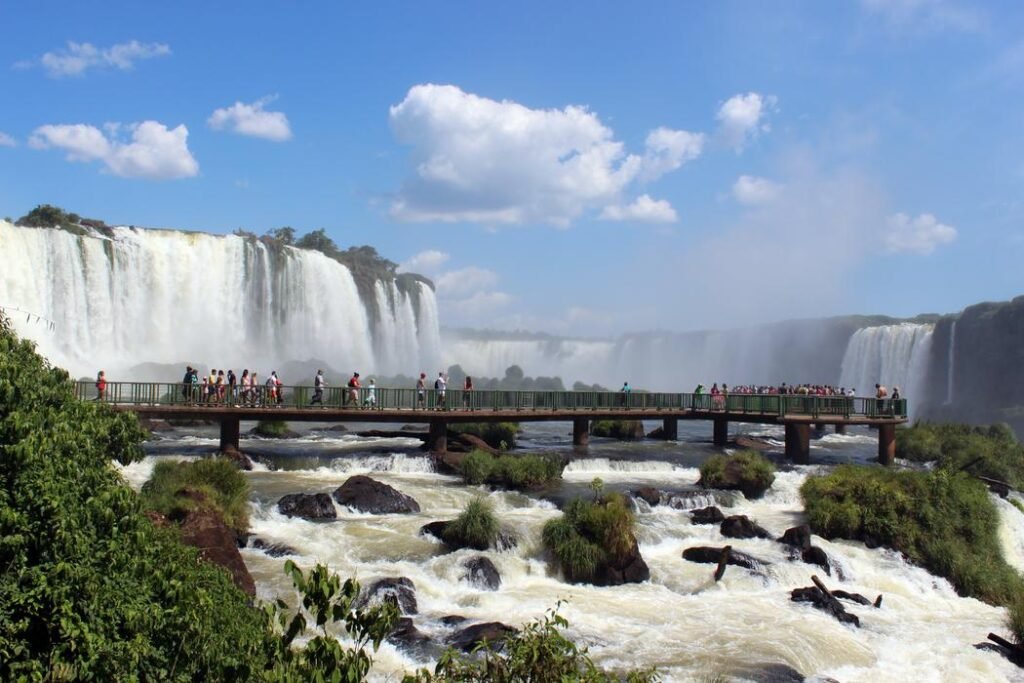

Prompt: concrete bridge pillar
[662,418,678,441]
[428,419,447,454]
[834,423,847,435]
[785,423,810,464]
[219,417,240,452]
[573,419,589,448]
[877,423,895,466]
[713,418,728,446]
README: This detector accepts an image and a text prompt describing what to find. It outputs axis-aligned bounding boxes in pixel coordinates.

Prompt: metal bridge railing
[73,382,909,419]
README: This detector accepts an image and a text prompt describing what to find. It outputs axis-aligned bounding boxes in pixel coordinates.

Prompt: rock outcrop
[332,475,420,514]
[690,506,725,525]
[720,515,773,540]
[682,546,768,571]
[462,556,502,591]
[355,577,418,615]
[277,493,336,520]
[179,509,256,596]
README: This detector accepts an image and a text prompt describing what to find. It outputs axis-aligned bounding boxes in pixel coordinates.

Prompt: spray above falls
[0,220,441,378]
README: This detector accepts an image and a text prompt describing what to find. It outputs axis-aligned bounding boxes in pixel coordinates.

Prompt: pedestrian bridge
[75,382,909,465]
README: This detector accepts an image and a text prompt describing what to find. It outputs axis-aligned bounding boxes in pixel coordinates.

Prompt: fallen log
[987,633,1024,665]
[714,546,732,582]
[811,574,834,598]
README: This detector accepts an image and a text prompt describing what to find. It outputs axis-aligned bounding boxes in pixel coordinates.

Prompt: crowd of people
[179,366,287,406]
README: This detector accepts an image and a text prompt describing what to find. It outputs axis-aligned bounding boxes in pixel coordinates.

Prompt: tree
[266,226,296,245]
[295,228,339,255]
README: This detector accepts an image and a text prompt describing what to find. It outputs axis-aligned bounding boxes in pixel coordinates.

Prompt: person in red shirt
[347,372,361,407]
[95,370,107,401]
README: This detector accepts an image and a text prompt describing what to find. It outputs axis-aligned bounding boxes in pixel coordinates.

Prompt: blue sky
[2,1,1022,336]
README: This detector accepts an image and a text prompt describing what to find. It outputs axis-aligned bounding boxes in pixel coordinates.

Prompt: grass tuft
[542,494,636,584]
[698,450,775,499]
[141,457,250,534]
[443,497,499,550]
[460,450,563,490]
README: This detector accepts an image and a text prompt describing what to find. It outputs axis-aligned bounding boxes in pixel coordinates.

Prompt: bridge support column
[785,423,810,464]
[662,418,678,441]
[427,419,447,455]
[713,418,728,446]
[219,417,240,452]
[573,419,589,448]
[878,423,895,466]
[814,422,826,433]
[834,423,847,435]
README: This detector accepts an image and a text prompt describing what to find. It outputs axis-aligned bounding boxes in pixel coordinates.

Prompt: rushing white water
[127,423,1022,682]
[946,320,957,405]
[0,221,440,378]
[839,324,934,408]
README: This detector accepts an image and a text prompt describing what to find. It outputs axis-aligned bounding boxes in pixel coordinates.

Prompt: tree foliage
[542,495,636,584]
[897,422,1024,489]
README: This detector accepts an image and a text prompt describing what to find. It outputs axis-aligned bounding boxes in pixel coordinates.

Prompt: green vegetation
[1012,498,1024,515]
[254,419,293,437]
[460,450,563,490]
[443,497,500,551]
[698,450,776,499]
[15,204,112,236]
[406,606,658,682]
[590,420,645,440]
[141,457,250,534]
[450,421,519,449]
[542,494,635,584]
[897,422,1024,489]
[1010,598,1024,645]
[801,465,1024,606]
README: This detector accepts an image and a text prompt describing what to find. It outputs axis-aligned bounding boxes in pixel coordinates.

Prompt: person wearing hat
[347,372,361,407]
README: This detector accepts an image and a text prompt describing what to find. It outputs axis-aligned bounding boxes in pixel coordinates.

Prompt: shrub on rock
[141,456,250,534]
[589,420,645,440]
[698,450,776,499]
[542,493,649,585]
[443,497,500,551]
[460,450,563,490]
[450,422,519,449]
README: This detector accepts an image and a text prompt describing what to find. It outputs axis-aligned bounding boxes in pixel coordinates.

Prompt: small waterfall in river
[0,221,441,378]
[945,320,957,405]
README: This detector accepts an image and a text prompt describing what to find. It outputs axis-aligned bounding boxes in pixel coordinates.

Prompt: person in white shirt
[435,372,447,408]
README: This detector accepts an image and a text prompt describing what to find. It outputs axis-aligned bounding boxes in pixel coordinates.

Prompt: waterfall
[945,320,956,405]
[0,221,440,378]
[838,323,934,410]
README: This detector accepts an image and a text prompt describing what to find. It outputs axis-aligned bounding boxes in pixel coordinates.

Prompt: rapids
[122,421,1023,682]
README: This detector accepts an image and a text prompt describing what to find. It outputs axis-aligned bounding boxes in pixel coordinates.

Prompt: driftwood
[987,633,1024,666]
[791,575,861,627]
[811,574,833,598]
[714,546,732,582]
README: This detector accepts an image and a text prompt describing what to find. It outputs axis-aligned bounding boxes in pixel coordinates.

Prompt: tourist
[892,386,901,401]
[216,370,225,403]
[435,372,447,408]
[227,369,236,404]
[181,366,193,403]
[250,372,259,406]
[710,382,721,409]
[95,370,106,401]
[347,372,361,407]
[875,383,888,416]
[620,381,631,407]
[266,372,278,406]
[311,369,326,406]
[416,372,427,408]
[364,378,376,408]
[240,369,250,405]
[208,369,217,404]
[273,371,284,405]
[463,376,473,408]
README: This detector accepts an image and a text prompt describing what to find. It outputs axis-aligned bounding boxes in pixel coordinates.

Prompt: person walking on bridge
[416,372,427,409]
[435,372,447,408]
[311,369,326,406]
[347,372,361,407]
[95,370,106,401]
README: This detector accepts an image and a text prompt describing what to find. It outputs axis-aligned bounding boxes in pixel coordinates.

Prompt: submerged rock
[448,622,517,652]
[277,493,336,520]
[462,556,502,591]
[386,618,440,661]
[690,506,725,525]
[356,577,418,615]
[250,538,297,557]
[332,475,420,514]
[720,515,773,540]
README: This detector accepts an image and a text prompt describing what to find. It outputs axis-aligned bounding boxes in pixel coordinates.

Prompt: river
[119,420,1024,682]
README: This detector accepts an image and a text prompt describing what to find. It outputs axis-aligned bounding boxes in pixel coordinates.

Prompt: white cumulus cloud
[445,290,514,318]
[30,40,170,77]
[399,249,450,274]
[884,212,957,254]
[732,175,783,205]
[29,121,198,180]
[717,92,777,152]
[388,83,701,226]
[600,195,678,224]
[0,132,16,147]
[208,97,292,142]
[435,267,500,296]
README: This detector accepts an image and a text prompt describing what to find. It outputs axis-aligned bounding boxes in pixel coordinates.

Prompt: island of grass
[252,419,299,438]
[442,497,500,551]
[589,419,645,440]
[542,493,650,586]
[698,450,776,499]
[459,449,564,490]
[449,422,519,450]
[897,422,1024,490]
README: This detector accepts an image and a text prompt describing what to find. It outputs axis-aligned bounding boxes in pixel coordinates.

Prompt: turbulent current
[120,422,1021,682]
[0,221,441,379]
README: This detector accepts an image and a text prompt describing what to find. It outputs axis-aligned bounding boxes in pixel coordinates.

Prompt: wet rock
[720,515,773,540]
[179,509,256,596]
[250,538,297,557]
[802,546,832,576]
[594,537,650,586]
[646,426,666,439]
[690,506,725,525]
[356,577,418,615]
[332,475,420,514]
[462,556,502,591]
[277,493,336,520]
[139,418,174,432]
[441,615,468,627]
[791,586,860,627]
[832,589,872,606]
[448,622,517,652]
[633,487,661,506]
[420,520,449,540]
[682,546,768,571]
[730,663,806,682]
[448,432,501,456]
[779,524,812,550]
[495,527,519,552]
[220,445,253,471]
[387,618,440,660]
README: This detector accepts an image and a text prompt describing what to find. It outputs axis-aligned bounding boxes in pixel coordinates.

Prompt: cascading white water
[945,320,957,405]
[838,324,934,409]
[441,337,616,385]
[0,221,440,378]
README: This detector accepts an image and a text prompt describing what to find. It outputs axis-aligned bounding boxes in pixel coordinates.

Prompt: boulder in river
[690,506,725,525]
[779,524,812,550]
[447,621,517,652]
[386,617,440,660]
[277,493,336,520]
[332,475,420,514]
[801,546,832,576]
[594,537,650,586]
[791,585,860,627]
[720,515,773,540]
[462,556,502,591]
[355,577,418,615]
[633,486,661,506]
[250,538,298,557]
[682,546,768,571]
